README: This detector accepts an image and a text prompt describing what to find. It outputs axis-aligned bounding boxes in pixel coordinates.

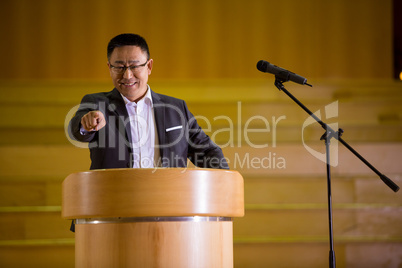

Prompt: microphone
[257,60,312,87]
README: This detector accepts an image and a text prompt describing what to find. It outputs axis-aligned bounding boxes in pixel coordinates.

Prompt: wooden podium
[62,168,244,268]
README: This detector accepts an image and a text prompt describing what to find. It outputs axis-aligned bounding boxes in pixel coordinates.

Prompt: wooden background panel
[0,0,393,80]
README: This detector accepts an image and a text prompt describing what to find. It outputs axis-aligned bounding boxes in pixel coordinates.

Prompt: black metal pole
[322,130,336,268]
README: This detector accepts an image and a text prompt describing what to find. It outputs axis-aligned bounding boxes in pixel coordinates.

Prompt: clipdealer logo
[302,101,339,167]
[64,101,288,169]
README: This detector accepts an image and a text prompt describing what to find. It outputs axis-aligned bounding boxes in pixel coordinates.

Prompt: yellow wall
[0,0,393,80]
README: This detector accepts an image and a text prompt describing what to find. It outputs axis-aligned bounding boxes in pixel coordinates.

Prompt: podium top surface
[62,168,244,219]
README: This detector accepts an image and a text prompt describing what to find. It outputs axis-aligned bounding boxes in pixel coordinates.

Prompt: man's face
[108,45,153,102]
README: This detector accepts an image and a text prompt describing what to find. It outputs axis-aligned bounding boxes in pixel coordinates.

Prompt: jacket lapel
[109,88,132,146]
[151,90,166,163]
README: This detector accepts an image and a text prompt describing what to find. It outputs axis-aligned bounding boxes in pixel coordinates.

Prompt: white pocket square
[166,125,183,132]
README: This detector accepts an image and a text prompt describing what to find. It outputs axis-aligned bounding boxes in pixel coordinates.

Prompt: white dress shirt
[121,86,160,168]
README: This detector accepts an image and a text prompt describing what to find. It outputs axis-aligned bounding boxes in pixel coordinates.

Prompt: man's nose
[123,67,134,78]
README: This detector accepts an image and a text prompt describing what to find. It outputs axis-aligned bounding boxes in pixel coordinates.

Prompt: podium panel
[62,168,244,268]
[76,218,233,268]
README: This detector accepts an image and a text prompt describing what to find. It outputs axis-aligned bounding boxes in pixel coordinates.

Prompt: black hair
[107,33,150,60]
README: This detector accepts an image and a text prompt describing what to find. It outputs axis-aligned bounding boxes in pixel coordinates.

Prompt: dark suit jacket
[69,88,228,170]
[68,88,228,232]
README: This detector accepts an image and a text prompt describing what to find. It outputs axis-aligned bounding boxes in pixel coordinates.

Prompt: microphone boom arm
[274,78,399,192]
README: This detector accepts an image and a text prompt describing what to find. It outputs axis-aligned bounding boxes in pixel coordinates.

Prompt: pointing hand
[80,111,106,132]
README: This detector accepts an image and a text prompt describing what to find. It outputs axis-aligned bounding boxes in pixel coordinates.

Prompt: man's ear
[147,59,153,74]
[107,62,112,76]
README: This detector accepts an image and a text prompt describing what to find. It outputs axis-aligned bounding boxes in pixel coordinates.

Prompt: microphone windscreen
[256,60,268,72]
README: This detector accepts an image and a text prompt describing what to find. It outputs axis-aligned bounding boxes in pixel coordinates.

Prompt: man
[69,33,228,171]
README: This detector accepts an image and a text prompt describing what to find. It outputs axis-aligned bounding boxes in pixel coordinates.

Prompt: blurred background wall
[0,0,395,80]
[0,0,401,267]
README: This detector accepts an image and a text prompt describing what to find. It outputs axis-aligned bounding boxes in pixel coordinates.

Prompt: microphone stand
[273,78,400,268]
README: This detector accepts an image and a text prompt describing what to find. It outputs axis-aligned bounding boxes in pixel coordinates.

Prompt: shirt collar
[121,85,153,107]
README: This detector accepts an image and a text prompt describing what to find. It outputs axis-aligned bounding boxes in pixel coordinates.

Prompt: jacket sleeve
[68,94,98,143]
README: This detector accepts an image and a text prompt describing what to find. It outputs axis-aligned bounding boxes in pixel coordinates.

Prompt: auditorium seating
[0,79,401,267]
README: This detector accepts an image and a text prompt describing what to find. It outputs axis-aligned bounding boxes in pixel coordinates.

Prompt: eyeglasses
[109,60,149,74]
